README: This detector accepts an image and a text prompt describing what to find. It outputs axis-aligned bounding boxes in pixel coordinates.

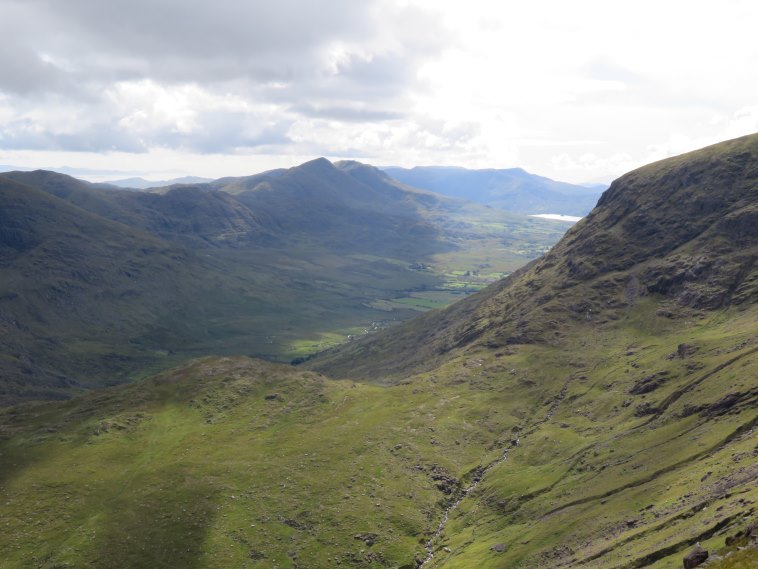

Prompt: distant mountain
[0,174,202,400]
[105,175,214,189]
[0,161,567,403]
[208,158,456,258]
[0,169,275,248]
[580,181,611,192]
[383,165,605,216]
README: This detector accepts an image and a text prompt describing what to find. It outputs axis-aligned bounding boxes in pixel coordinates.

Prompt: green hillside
[310,134,757,381]
[0,162,567,403]
[0,135,755,568]
[1,303,755,568]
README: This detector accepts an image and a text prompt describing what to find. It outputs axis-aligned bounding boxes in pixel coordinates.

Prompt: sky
[1,0,757,184]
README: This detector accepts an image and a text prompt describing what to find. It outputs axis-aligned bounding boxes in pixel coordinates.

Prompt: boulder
[683,544,708,568]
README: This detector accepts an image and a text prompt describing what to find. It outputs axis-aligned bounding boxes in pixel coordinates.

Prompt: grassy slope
[427,301,757,568]
[1,137,755,568]
[307,134,758,381]
[0,300,754,568]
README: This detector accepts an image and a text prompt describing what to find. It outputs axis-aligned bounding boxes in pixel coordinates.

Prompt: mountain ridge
[309,134,758,381]
[383,165,605,216]
[105,175,214,189]
[0,159,568,403]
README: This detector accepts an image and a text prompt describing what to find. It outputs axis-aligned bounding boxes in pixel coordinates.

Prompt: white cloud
[0,0,756,182]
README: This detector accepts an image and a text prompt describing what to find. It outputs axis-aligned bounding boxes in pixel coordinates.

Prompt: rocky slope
[309,134,757,381]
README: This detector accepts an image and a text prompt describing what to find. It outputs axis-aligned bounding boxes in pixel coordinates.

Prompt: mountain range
[383,166,605,216]
[0,135,755,568]
[104,176,215,189]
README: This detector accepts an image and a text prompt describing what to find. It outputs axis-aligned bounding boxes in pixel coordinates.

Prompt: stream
[418,437,520,567]
[416,374,573,567]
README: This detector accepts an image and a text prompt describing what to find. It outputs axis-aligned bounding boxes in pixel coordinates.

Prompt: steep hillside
[0,174,306,403]
[0,169,276,247]
[0,162,567,403]
[311,135,757,381]
[0,137,754,569]
[383,166,604,216]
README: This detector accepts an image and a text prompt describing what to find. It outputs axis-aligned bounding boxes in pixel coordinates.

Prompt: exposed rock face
[430,465,459,495]
[634,402,658,417]
[701,389,758,417]
[682,544,708,568]
[725,521,758,546]
[629,371,670,394]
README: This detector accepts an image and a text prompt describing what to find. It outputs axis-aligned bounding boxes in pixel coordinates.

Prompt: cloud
[0,117,147,152]
[1,0,757,183]
[291,104,404,123]
[8,0,381,83]
[0,0,450,153]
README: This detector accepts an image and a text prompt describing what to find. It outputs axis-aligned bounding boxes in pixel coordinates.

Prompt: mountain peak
[297,157,336,172]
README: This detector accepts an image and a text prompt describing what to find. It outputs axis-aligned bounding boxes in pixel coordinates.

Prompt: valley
[2,1,757,567]
[0,160,570,403]
[0,135,755,568]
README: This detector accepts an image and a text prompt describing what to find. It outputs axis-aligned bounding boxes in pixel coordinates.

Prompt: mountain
[0,161,567,404]
[208,158,451,258]
[104,175,214,189]
[0,136,755,568]
[383,165,605,216]
[0,169,276,248]
[315,135,757,380]
[0,175,201,401]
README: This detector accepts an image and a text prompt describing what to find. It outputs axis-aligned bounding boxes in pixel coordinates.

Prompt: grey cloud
[0,110,294,154]
[0,45,67,95]
[333,52,421,94]
[0,118,148,152]
[153,111,294,153]
[0,0,451,153]
[3,0,451,91]
[6,0,431,86]
[292,104,404,122]
[259,52,423,118]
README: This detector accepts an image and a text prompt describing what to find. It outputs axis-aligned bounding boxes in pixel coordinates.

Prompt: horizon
[0,155,608,186]
[1,1,757,185]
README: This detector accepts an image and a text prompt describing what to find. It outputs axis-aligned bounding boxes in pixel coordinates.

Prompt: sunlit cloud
[0,0,756,182]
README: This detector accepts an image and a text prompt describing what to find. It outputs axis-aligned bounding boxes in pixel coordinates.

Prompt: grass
[421,303,758,568]
[0,358,517,568]
[1,300,755,568]
[2,134,756,568]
